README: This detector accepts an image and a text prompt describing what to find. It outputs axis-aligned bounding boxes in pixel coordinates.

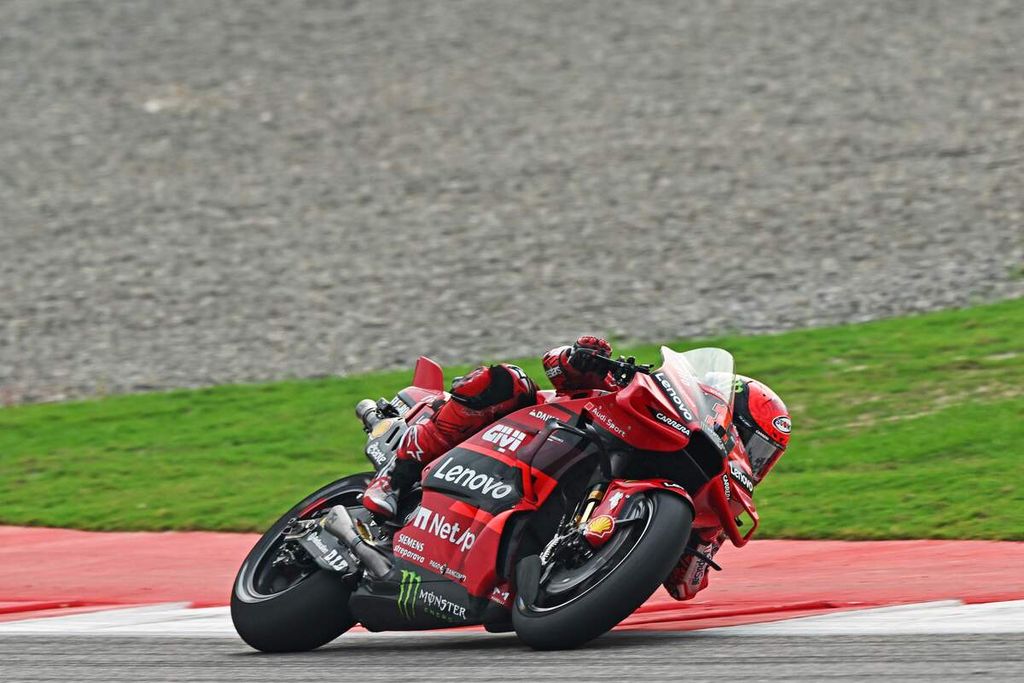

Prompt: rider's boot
[362,458,423,519]
[362,408,463,519]
[663,531,724,600]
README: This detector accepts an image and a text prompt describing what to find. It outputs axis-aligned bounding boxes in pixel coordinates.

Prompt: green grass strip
[1,298,1022,538]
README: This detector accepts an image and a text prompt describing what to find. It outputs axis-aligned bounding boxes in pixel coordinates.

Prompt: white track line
[0,603,238,637]
[1,600,1022,638]
[699,600,1024,636]
[0,604,491,639]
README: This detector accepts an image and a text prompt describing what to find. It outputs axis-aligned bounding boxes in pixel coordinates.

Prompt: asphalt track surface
[3,633,1023,682]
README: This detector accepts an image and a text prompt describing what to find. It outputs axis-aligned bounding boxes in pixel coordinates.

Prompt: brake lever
[574,349,651,379]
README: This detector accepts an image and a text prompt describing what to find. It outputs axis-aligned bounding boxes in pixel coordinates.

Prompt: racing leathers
[662,420,781,600]
[663,375,790,600]
[361,336,616,518]
[661,437,749,601]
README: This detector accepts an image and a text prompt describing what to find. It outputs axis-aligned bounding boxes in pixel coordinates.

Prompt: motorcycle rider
[362,337,791,603]
[663,376,790,600]
[362,336,617,518]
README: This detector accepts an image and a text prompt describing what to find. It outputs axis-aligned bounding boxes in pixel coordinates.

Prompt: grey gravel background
[3,633,1023,682]
[1,0,1022,404]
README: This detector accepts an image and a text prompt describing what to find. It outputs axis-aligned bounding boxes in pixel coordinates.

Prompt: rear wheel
[512,491,692,650]
[230,473,371,652]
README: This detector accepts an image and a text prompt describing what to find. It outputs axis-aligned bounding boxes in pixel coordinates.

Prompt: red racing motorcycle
[231,347,760,651]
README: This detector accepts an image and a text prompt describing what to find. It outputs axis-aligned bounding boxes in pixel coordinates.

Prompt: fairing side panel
[404,402,588,598]
[616,374,699,451]
[349,559,484,631]
[395,488,517,597]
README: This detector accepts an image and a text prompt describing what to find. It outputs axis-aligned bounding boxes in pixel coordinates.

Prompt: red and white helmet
[732,375,790,483]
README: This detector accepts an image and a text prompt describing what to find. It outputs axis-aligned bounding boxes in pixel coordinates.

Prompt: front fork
[537,481,609,569]
[574,482,609,528]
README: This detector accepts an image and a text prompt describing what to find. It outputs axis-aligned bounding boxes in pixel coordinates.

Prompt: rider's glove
[567,336,612,374]
[543,336,614,394]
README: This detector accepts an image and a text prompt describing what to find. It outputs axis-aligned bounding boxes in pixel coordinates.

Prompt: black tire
[512,491,693,650]
[231,473,371,653]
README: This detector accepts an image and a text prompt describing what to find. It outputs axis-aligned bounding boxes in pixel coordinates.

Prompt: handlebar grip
[574,347,622,370]
[571,347,612,365]
[355,399,380,432]
[573,348,651,384]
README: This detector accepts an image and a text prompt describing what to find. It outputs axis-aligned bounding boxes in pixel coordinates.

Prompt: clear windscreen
[657,346,736,431]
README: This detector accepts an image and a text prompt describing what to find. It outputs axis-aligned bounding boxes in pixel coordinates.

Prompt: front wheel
[512,491,693,650]
[231,473,372,652]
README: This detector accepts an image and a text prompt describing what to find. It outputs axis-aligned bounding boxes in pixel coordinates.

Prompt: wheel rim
[527,496,656,613]
[235,485,365,603]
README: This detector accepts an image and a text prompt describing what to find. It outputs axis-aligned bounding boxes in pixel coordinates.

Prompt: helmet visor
[745,431,784,482]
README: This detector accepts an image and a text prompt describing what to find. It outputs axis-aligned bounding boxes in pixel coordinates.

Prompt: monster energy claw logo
[398,570,421,619]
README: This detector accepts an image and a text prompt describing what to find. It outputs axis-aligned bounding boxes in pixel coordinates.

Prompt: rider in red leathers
[362,336,617,518]
[662,376,790,601]
[362,337,791,604]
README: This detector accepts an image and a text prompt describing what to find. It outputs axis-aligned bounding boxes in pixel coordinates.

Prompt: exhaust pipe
[322,505,393,578]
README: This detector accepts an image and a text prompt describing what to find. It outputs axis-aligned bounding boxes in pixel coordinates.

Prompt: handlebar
[355,399,381,432]
[572,348,652,386]
[355,397,401,433]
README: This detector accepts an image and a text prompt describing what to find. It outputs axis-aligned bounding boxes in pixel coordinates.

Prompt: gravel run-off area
[1,0,1021,403]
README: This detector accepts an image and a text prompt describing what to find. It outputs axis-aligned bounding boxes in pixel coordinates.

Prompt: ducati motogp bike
[231,347,760,650]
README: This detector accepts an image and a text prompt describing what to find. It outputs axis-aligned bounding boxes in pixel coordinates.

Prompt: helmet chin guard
[732,375,790,483]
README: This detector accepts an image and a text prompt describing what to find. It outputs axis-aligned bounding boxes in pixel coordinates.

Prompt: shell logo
[587,515,615,539]
[370,418,394,439]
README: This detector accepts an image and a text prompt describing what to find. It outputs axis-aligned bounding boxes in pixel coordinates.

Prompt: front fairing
[648,346,736,451]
